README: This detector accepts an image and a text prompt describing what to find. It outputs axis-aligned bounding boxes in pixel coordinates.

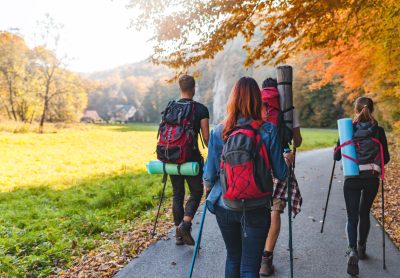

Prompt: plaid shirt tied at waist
[273,175,302,217]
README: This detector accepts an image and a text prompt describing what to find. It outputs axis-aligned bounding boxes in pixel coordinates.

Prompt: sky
[0,0,153,73]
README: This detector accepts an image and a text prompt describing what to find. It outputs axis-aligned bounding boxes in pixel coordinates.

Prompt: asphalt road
[115,148,400,278]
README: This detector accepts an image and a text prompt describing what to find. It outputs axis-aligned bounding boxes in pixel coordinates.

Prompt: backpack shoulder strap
[373,125,380,140]
[282,106,295,113]
[371,137,385,180]
[158,100,176,137]
[162,100,175,118]
[334,139,358,164]
[254,128,264,154]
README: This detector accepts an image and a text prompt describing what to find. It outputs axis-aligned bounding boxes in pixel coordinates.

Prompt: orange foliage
[131,0,400,128]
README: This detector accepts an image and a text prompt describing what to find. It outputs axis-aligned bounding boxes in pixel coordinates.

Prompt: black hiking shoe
[357,242,367,260]
[346,248,359,276]
[175,227,184,245]
[176,221,195,246]
[260,255,274,277]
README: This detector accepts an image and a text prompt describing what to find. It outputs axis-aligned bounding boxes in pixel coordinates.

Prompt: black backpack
[353,122,381,168]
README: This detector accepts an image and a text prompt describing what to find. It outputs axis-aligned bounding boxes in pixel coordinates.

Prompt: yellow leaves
[0,31,89,124]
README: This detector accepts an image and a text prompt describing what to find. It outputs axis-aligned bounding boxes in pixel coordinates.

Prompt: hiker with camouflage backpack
[203,77,288,278]
[258,78,303,277]
[334,97,390,276]
[156,74,210,246]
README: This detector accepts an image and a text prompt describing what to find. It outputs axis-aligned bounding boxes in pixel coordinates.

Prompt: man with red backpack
[259,78,303,277]
[156,74,210,245]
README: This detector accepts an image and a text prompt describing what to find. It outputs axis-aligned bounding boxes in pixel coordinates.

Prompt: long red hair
[222,77,262,141]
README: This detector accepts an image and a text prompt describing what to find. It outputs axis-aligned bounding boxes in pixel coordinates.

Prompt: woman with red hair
[203,77,288,278]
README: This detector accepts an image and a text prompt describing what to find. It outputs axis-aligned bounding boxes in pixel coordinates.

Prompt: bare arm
[293,127,302,148]
[200,118,210,147]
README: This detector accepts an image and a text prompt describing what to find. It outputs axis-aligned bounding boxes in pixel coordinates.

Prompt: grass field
[0,124,337,276]
[297,128,337,150]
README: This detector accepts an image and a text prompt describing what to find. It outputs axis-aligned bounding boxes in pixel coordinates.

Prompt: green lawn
[298,128,337,151]
[0,124,337,276]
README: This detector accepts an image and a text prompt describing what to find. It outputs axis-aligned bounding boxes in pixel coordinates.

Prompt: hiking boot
[357,242,366,260]
[176,221,195,245]
[260,255,274,277]
[175,227,184,245]
[346,248,359,276]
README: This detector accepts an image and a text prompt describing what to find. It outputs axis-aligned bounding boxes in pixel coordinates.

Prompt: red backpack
[220,121,273,211]
[261,87,293,147]
[156,100,196,164]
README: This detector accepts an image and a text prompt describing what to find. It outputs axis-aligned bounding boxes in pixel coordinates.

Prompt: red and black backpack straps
[220,120,273,211]
[156,100,196,164]
[335,122,385,180]
[371,137,385,180]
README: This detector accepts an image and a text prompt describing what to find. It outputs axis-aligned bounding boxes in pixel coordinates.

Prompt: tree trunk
[0,95,12,119]
[29,110,35,124]
[19,101,26,122]
[39,99,48,133]
[7,77,17,121]
[39,80,51,133]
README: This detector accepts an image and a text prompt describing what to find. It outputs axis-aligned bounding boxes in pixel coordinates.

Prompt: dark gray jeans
[343,177,379,248]
[170,168,204,226]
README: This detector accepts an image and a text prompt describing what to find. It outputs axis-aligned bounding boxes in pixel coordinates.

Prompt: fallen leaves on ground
[51,202,174,277]
[372,135,400,249]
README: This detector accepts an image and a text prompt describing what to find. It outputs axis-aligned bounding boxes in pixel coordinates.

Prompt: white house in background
[80,110,104,123]
[109,105,137,123]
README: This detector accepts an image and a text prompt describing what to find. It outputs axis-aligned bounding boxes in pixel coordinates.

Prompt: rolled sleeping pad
[146,160,199,176]
[277,65,294,130]
[337,118,359,177]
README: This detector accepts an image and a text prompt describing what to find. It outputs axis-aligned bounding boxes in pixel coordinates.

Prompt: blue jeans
[215,204,271,278]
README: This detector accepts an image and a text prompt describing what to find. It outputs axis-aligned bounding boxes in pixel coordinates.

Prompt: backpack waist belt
[359,163,381,173]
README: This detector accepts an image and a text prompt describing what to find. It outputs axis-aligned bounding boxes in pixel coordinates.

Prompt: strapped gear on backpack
[335,122,385,180]
[220,121,273,211]
[156,100,196,164]
[261,87,293,147]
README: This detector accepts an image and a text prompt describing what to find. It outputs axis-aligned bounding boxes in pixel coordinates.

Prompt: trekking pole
[188,202,207,278]
[286,149,295,278]
[381,179,386,269]
[320,160,336,233]
[151,173,168,237]
[292,147,297,169]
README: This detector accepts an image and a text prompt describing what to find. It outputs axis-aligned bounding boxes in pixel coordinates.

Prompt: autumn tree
[131,0,400,127]
[0,32,32,121]
[45,70,88,122]
[0,31,88,129]
[33,46,62,132]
